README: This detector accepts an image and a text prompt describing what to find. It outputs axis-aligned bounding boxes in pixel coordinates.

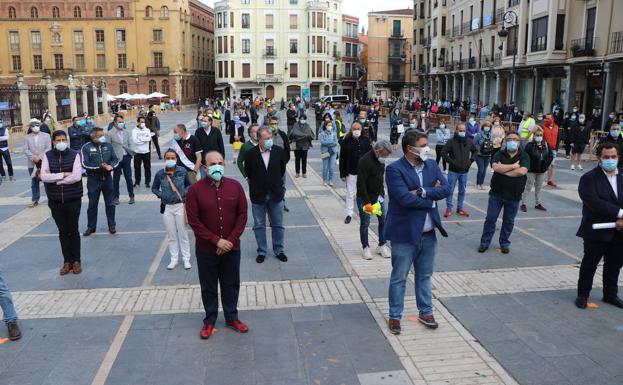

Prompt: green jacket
[237,140,256,177]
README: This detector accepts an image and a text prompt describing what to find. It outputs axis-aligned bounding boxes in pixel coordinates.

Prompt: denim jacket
[151,167,192,205]
[319,129,338,155]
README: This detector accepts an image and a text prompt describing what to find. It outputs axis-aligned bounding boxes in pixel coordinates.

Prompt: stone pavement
[1,109,622,385]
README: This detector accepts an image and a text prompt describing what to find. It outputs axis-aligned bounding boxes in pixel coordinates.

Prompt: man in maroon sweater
[186,151,249,340]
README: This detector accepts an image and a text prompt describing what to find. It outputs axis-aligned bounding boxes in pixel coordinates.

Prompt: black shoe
[109,226,116,234]
[145,183,150,188]
[603,296,623,309]
[133,183,140,188]
[256,255,265,263]
[478,245,488,253]
[276,253,288,262]
[344,216,352,224]
[418,315,439,330]
[129,197,135,204]
[83,228,96,237]
[7,322,21,341]
[575,296,588,309]
[112,198,120,206]
[500,247,510,254]
[283,205,290,213]
[388,318,401,335]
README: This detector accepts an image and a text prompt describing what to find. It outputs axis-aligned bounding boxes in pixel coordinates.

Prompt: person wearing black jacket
[356,140,392,260]
[314,102,325,139]
[368,106,379,142]
[195,116,225,171]
[599,124,622,168]
[244,127,288,264]
[339,122,372,224]
[286,103,298,134]
[520,128,553,212]
[441,123,477,218]
[569,113,590,171]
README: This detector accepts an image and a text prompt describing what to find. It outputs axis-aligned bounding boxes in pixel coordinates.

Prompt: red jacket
[186,177,248,254]
[543,120,559,150]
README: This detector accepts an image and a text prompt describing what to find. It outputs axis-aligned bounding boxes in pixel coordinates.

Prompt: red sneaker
[443,209,453,218]
[226,320,249,333]
[200,324,215,340]
[456,209,470,217]
[547,180,557,188]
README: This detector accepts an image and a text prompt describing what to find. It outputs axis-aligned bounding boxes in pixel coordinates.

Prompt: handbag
[289,141,297,151]
[320,152,330,159]
[232,140,242,150]
[165,174,188,224]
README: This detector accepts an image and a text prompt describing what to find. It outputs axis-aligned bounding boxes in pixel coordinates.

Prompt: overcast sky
[197,0,414,31]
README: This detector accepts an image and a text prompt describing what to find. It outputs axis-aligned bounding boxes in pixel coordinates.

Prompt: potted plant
[571,42,582,57]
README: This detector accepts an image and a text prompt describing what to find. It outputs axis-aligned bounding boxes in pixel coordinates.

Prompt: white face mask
[31,126,40,133]
[139,123,146,129]
[55,141,68,152]
[410,145,430,162]
[352,130,361,138]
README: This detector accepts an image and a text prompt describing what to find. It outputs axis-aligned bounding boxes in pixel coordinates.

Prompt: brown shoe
[418,315,439,329]
[7,322,21,341]
[60,262,72,275]
[72,261,82,274]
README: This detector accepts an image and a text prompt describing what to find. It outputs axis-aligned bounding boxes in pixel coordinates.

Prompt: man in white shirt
[24,122,51,207]
[0,121,14,181]
[131,116,154,188]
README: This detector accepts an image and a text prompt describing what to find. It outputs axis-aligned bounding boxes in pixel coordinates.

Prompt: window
[218,61,223,77]
[73,31,84,49]
[265,39,274,55]
[153,29,163,43]
[53,6,60,18]
[290,0,298,3]
[586,7,596,50]
[148,80,157,93]
[217,13,222,28]
[54,54,64,69]
[31,7,38,19]
[9,7,16,18]
[153,52,163,67]
[161,6,169,18]
[290,63,298,77]
[442,16,446,36]
[119,80,128,94]
[74,6,81,18]
[11,55,21,71]
[75,54,85,70]
[116,29,126,47]
[95,6,103,18]
[433,18,438,36]
[290,15,297,29]
[241,0,250,4]
[530,16,547,52]
[52,32,62,45]
[266,63,274,75]
[392,20,401,36]
[506,26,517,55]
[242,13,250,28]
[242,63,250,78]
[266,14,274,29]
[242,39,250,53]
[555,15,565,50]
[161,80,169,95]
[230,36,234,53]
[290,39,298,53]
[145,6,153,18]
[9,31,20,51]
[116,6,124,18]
[345,63,351,77]
[96,54,106,69]
[33,55,43,70]
[95,30,105,49]
[117,53,127,69]
[266,0,274,4]
[230,12,234,27]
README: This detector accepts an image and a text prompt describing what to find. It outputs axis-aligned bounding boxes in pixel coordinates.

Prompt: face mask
[573,108,578,112]
[55,141,68,152]
[439,124,445,130]
[506,140,519,152]
[514,109,519,113]
[359,118,366,122]
[457,131,466,138]
[484,127,491,132]
[601,159,619,173]
[31,126,40,133]
[263,139,274,150]
[165,159,177,168]
[352,130,361,138]
[494,121,500,127]
[97,136,106,144]
[537,116,543,121]
[208,164,225,181]
[611,130,621,138]
[370,108,374,112]
[326,126,333,131]
[270,125,278,132]
[300,120,306,124]
[534,136,543,143]
[87,119,94,125]
[118,122,126,129]
[609,114,616,119]
[410,146,430,162]
[139,123,147,129]
[410,124,416,129]
[469,119,475,124]
[174,133,182,141]
[78,119,86,127]
[200,122,208,128]
[578,119,585,124]
[545,119,553,126]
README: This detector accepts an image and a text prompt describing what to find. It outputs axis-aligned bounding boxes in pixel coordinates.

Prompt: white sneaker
[376,244,391,259]
[167,260,178,270]
[578,164,583,171]
[183,260,192,270]
[570,164,576,171]
[362,247,373,260]
[329,181,334,187]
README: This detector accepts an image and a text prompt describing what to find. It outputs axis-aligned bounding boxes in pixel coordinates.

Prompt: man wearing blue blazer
[385,131,452,334]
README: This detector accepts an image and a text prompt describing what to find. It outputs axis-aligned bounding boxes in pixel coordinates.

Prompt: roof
[359,33,368,45]
[369,9,414,16]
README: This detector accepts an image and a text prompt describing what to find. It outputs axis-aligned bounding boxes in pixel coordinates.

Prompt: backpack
[480,137,494,155]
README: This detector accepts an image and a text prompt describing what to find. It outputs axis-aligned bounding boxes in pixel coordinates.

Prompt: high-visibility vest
[336,120,346,138]
[213,110,221,120]
[520,118,534,138]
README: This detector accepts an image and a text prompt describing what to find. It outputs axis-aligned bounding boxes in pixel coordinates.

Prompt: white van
[320,95,350,104]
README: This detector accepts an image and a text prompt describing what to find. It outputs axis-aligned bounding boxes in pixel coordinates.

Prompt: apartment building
[213,0,344,102]
[0,0,215,105]
[341,14,359,100]
[367,9,417,101]
[414,0,623,121]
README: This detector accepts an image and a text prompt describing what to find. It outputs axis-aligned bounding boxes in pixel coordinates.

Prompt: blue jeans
[357,198,386,248]
[446,171,468,211]
[388,232,438,319]
[28,167,41,203]
[475,155,490,186]
[322,152,336,183]
[87,173,116,229]
[0,272,18,324]
[479,195,520,248]
[113,154,135,198]
[251,194,285,256]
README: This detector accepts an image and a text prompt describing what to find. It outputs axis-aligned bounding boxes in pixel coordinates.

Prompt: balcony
[452,25,460,37]
[461,22,471,35]
[388,74,406,83]
[531,39,547,53]
[263,48,276,57]
[116,41,126,49]
[422,37,431,47]
[482,56,494,68]
[332,51,341,59]
[468,57,476,69]
[390,30,406,39]
[508,0,520,7]
[445,29,452,38]
[9,43,20,51]
[570,37,597,57]
[44,68,73,78]
[256,74,283,83]
[95,41,105,50]
[611,31,623,54]
[459,58,468,70]
[494,53,502,67]
[146,66,169,75]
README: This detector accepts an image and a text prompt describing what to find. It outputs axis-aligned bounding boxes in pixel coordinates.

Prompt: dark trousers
[0,149,13,177]
[150,134,161,158]
[196,248,241,325]
[315,119,322,139]
[113,154,135,198]
[435,145,447,170]
[133,153,151,185]
[479,195,520,248]
[294,149,308,174]
[49,199,81,263]
[577,235,623,299]
[87,174,116,230]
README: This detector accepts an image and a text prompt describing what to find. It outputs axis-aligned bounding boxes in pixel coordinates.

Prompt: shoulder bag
[165,174,188,224]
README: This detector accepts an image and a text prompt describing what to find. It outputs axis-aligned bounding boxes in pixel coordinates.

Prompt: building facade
[366,9,417,102]
[0,0,214,122]
[413,0,623,121]
[213,0,344,102]
[341,14,359,100]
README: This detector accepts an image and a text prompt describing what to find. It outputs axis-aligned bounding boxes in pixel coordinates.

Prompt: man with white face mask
[339,122,372,224]
[24,119,51,207]
[131,116,154,187]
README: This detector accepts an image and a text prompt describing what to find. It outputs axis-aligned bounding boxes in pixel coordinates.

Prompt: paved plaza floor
[0,109,622,385]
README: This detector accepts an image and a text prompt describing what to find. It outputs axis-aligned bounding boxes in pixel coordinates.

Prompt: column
[564,65,576,112]
[45,76,58,122]
[445,75,450,100]
[495,71,501,106]
[532,67,542,113]
[481,72,488,106]
[470,73,477,102]
[81,85,89,115]
[453,75,458,101]
[101,80,108,115]
[602,62,616,131]
[90,81,99,116]
[17,74,30,126]
[461,74,466,101]
[68,75,78,118]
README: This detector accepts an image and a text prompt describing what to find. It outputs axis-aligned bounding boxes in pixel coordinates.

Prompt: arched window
[161,6,169,18]
[52,7,60,18]
[145,6,153,18]
[119,80,128,94]
[116,6,124,18]
[95,6,103,18]
[266,85,275,100]
[31,6,39,18]
[148,80,157,93]
[8,7,16,18]
[52,32,62,44]
[74,6,81,18]
[161,80,170,95]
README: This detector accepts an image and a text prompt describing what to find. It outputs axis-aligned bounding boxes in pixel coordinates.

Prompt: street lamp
[498,10,518,104]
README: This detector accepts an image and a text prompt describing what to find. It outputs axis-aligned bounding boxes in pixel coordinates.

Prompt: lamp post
[402,43,413,106]
[497,10,518,104]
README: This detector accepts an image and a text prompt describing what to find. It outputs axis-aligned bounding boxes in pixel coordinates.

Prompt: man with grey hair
[340,121,372,223]
[356,139,392,259]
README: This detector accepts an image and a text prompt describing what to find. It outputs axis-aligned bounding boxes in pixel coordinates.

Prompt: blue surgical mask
[264,139,274,150]
[506,140,519,151]
[601,159,618,172]
[534,136,543,143]
[208,164,224,181]
[410,124,416,129]
[484,127,491,132]
[610,130,620,138]
[165,159,177,169]
[118,122,126,129]
[200,121,208,128]
[457,131,466,138]
[78,119,86,127]
[174,133,182,141]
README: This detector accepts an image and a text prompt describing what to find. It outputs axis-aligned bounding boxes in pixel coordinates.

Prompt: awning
[213,85,229,91]
[235,83,263,89]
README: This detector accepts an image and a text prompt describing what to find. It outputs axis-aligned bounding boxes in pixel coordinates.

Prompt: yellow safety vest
[213,110,221,120]
[520,118,534,138]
